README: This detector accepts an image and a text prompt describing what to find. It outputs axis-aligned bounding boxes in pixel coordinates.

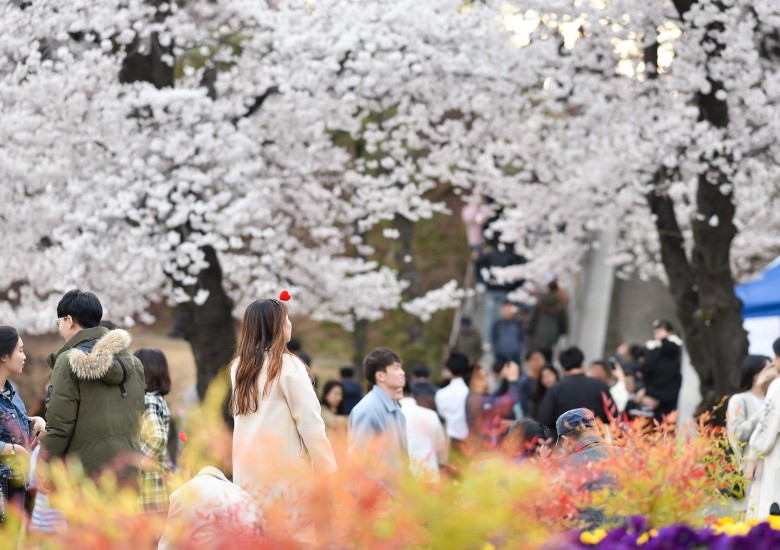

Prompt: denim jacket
[0,381,31,483]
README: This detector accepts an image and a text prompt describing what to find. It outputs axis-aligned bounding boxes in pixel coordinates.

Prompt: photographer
[635,320,683,421]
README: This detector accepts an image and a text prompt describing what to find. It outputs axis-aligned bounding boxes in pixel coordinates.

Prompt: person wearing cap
[636,320,683,421]
[556,408,635,528]
[556,408,629,468]
[744,337,780,520]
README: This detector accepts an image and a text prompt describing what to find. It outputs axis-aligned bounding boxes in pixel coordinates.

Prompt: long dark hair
[531,365,560,414]
[0,326,20,360]
[230,299,291,416]
[738,355,771,392]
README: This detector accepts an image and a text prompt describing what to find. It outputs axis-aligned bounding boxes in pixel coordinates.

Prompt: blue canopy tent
[737,257,780,318]
[736,257,780,355]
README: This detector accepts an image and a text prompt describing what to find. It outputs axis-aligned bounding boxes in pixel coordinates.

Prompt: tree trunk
[174,246,237,399]
[351,317,368,381]
[394,214,425,347]
[119,8,237,399]
[118,0,173,88]
[649,0,748,417]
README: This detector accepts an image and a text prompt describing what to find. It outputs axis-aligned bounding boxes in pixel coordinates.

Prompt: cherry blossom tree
[4,0,776,406]
[0,0,535,392]
[482,0,780,409]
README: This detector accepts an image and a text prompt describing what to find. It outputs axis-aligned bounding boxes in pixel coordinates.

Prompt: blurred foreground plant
[0,381,746,549]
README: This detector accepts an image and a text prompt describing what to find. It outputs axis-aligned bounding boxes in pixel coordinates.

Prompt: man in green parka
[41,290,144,477]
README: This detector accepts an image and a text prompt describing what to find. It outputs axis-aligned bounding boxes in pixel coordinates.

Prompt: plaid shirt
[139,392,172,512]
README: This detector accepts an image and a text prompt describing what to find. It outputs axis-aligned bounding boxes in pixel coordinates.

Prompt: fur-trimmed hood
[69,329,133,383]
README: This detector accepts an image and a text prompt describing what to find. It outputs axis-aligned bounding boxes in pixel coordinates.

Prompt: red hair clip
[279,290,291,301]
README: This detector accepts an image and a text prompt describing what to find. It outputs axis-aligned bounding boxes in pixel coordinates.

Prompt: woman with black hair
[727,354,774,467]
[135,348,173,513]
[319,380,347,433]
[0,326,46,524]
[727,354,774,521]
[530,364,560,419]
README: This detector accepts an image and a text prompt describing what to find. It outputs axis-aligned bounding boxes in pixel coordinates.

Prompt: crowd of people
[3,286,780,546]
[0,291,181,532]
[459,194,570,366]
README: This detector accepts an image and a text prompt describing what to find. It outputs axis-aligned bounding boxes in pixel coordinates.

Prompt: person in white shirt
[400,385,447,482]
[435,353,471,465]
[588,359,630,414]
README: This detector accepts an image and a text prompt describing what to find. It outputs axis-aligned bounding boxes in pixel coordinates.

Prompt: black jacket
[641,336,683,418]
[475,248,526,291]
[338,379,364,415]
[537,374,615,436]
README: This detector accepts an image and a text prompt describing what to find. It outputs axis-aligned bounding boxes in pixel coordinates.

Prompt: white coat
[747,378,780,520]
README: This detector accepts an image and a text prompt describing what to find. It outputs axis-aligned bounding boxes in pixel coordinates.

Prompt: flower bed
[577,516,780,549]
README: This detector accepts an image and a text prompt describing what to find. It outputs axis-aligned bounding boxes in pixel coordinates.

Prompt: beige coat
[231,353,337,542]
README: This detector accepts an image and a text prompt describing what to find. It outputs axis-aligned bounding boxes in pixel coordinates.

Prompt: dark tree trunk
[118,0,173,88]
[648,0,748,416]
[351,317,368,381]
[393,214,425,346]
[119,21,236,399]
[174,246,237,399]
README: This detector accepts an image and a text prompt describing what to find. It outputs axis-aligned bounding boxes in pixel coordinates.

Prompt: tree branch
[231,86,280,125]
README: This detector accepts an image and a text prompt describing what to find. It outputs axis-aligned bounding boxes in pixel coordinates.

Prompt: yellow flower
[714,520,751,536]
[767,516,780,531]
[580,528,607,545]
[482,544,496,550]
[637,529,658,545]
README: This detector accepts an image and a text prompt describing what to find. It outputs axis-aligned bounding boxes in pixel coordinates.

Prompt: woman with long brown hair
[230,297,336,543]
